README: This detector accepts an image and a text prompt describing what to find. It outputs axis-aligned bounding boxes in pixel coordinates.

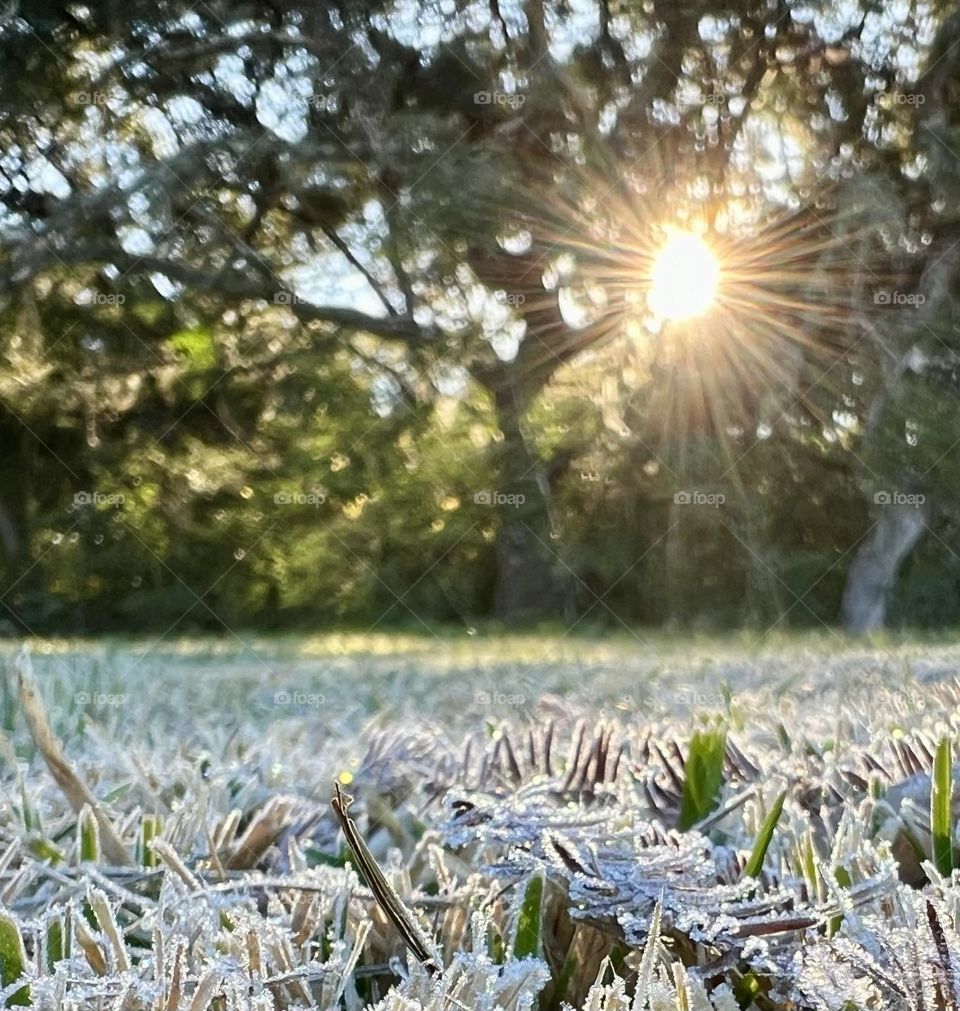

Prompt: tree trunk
[463,248,582,624]
[0,418,31,566]
[841,498,928,634]
[741,493,786,628]
[0,493,22,564]
[489,387,563,623]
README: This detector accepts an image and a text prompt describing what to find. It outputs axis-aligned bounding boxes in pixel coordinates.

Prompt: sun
[649,232,720,321]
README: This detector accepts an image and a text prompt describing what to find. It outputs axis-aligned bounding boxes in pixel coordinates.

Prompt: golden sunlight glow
[649,232,720,321]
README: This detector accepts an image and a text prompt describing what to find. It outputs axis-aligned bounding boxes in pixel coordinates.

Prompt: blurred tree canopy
[0,0,959,634]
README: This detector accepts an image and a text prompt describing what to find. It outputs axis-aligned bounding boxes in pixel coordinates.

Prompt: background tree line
[0,0,959,635]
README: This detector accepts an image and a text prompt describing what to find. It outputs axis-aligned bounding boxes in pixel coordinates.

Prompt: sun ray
[463,160,895,479]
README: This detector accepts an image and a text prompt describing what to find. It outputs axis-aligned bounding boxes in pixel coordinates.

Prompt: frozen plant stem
[331,782,439,974]
[14,648,130,866]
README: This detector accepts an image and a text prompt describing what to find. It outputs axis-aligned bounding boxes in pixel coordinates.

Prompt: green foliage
[139,815,160,868]
[78,806,100,864]
[732,972,763,1008]
[0,913,30,1006]
[18,782,40,835]
[45,914,68,972]
[0,0,957,638]
[513,874,543,960]
[742,791,786,879]
[932,736,953,877]
[168,328,217,372]
[678,727,727,831]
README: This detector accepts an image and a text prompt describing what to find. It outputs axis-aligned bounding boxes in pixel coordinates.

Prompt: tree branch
[2,245,434,345]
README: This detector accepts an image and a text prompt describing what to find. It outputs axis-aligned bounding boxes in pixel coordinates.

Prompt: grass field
[7,628,960,731]
[0,632,959,1010]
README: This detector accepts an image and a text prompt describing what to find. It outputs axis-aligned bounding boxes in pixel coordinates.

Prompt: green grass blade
[45,916,63,973]
[554,953,577,1004]
[743,790,787,879]
[487,926,505,965]
[678,727,727,830]
[18,781,39,836]
[512,873,543,959]
[78,806,100,864]
[932,735,954,877]
[733,972,763,1008]
[0,913,30,1006]
[799,828,818,900]
[139,815,160,868]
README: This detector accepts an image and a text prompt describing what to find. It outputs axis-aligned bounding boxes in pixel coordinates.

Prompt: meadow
[4,0,960,1008]
[0,633,957,1009]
